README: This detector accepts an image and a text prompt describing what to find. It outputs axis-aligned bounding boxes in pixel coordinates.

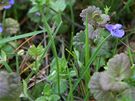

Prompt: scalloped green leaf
[73,30,85,50]
[80,6,102,25]
[121,88,135,101]
[80,6,110,25]
[107,53,131,79]
[89,53,132,101]
[99,71,129,92]
[89,72,116,101]
[51,0,66,12]
[4,18,20,35]
[0,71,21,101]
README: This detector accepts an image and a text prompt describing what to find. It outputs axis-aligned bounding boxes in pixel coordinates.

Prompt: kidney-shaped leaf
[99,71,129,92]
[107,53,131,79]
[89,72,116,101]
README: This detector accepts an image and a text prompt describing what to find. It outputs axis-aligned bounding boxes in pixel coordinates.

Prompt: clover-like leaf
[107,53,131,79]
[28,44,44,59]
[50,57,67,73]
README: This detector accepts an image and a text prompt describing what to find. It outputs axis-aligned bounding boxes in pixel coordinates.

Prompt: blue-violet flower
[3,0,15,9]
[105,24,125,38]
[0,23,3,33]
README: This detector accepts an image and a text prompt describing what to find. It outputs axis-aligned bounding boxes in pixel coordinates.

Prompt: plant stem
[39,5,61,95]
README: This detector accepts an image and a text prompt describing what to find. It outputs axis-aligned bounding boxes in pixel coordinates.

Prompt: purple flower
[0,23,3,33]
[3,0,15,9]
[35,12,41,16]
[105,24,125,38]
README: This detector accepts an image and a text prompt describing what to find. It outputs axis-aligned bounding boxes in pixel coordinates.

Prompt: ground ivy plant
[89,53,135,101]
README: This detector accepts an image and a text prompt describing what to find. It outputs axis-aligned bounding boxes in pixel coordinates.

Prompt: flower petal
[3,0,14,9]
[105,24,114,32]
[9,0,15,5]
[105,23,125,38]
[4,5,12,9]
[111,29,125,38]
[0,24,3,33]
[114,24,122,29]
